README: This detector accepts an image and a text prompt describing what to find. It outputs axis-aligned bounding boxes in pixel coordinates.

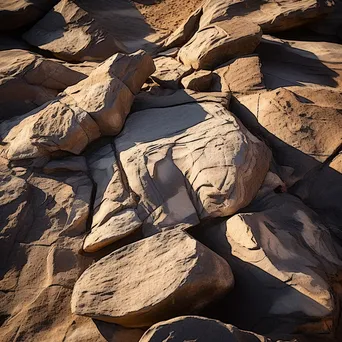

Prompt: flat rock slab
[72,230,234,327]
[0,49,87,120]
[200,0,335,33]
[178,18,262,70]
[140,316,279,342]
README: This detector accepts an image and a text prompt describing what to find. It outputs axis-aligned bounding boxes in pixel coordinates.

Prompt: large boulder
[200,0,335,32]
[0,50,155,164]
[140,316,279,342]
[90,93,270,239]
[23,0,127,62]
[71,230,234,327]
[178,18,262,70]
[0,0,58,31]
[193,192,342,336]
[0,49,87,120]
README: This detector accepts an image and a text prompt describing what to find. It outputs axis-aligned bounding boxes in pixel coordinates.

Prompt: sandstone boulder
[193,192,342,335]
[114,96,271,237]
[178,18,262,70]
[23,0,127,62]
[0,49,87,120]
[140,316,277,342]
[151,56,192,89]
[181,70,213,91]
[200,0,335,32]
[0,0,58,31]
[212,55,265,94]
[71,230,234,327]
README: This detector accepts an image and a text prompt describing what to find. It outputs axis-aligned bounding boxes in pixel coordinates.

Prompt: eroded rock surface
[72,230,234,327]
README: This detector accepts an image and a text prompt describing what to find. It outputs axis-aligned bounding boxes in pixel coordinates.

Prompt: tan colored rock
[200,0,335,32]
[151,56,192,89]
[164,7,203,49]
[181,70,213,91]
[212,55,265,94]
[115,98,271,236]
[0,49,87,120]
[192,192,342,335]
[72,230,234,327]
[178,18,262,70]
[140,316,278,342]
[0,0,58,31]
[23,0,127,62]
[258,35,342,90]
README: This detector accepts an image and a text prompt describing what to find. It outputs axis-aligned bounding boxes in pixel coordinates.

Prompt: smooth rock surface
[179,18,262,70]
[181,70,213,91]
[140,316,277,342]
[72,230,234,327]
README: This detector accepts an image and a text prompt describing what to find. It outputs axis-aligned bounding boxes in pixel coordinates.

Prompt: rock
[192,192,342,335]
[1,50,154,164]
[0,49,87,120]
[23,0,127,62]
[43,156,88,174]
[257,35,342,90]
[156,47,179,58]
[140,316,278,342]
[151,56,192,89]
[115,96,271,236]
[212,55,265,94]
[200,0,335,33]
[0,0,58,31]
[181,70,213,91]
[164,7,203,49]
[232,86,342,182]
[71,230,234,327]
[178,18,262,70]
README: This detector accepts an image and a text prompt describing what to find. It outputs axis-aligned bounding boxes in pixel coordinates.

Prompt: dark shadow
[257,36,339,89]
[132,0,161,4]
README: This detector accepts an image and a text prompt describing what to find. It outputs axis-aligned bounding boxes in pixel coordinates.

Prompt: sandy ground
[133,0,203,33]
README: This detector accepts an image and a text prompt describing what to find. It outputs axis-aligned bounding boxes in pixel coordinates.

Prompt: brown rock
[140,316,278,342]
[71,230,234,327]
[0,49,87,120]
[178,18,262,70]
[181,70,213,91]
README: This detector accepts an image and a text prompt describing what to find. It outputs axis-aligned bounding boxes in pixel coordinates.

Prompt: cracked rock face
[178,18,262,70]
[193,192,342,335]
[72,230,234,327]
[140,316,278,342]
[0,49,87,120]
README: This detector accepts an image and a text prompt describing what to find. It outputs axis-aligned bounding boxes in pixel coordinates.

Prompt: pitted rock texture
[72,230,234,327]
[178,18,262,70]
[193,192,342,335]
[140,316,277,342]
[0,49,87,120]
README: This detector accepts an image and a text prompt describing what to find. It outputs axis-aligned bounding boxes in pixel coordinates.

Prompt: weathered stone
[151,56,192,89]
[23,0,127,62]
[115,97,271,236]
[192,192,342,335]
[0,0,58,31]
[178,18,262,70]
[164,7,203,49]
[200,0,335,33]
[212,55,265,94]
[181,70,213,91]
[140,316,278,342]
[43,156,88,174]
[71,230,234,327]
[0,49,87,120]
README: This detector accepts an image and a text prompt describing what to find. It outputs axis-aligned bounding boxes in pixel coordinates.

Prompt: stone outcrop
[181,70,213,91]
[140,316,278,342]
[72,230,234,327]
[178,18,262,70]
[0,49,87,120]
[192,192,342,335]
